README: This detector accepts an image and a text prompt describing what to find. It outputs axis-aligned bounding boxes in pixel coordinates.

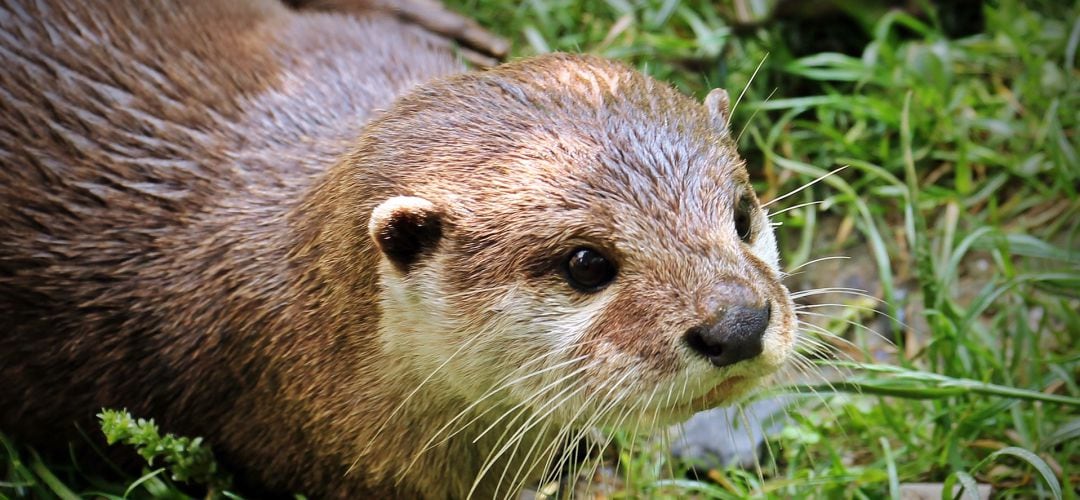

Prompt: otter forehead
[461,147,752,259]
[373,53,756,263]
[374,53,744,187]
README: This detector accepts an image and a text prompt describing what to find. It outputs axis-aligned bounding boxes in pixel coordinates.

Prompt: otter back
[0,0,460,494]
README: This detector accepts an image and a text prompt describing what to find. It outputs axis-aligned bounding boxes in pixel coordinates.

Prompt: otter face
[366,54,795,431]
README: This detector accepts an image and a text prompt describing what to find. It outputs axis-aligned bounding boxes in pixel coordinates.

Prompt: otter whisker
[494,403,563,500]
[467,387,569,499]
[794,324,849,348]
[796,320,869,358]
[415,345,595,456]
[775,355,845,429]
[548,371,633,478]
[571,379,640,497]
[471,360,599,444]
[769,199,827,219]
[790,286,881,303]
[501,417,563,500]
[585,373,667,497]
[608,381,662,496]
[730,52,768,117]
[794,335,845,361]
[786,351,826,377]
[482,393,565,500]
[763,165,848,209]
[735,86,778,144]
[351,325,490,473]
[736,403,768,484]
[473,365,597,480]
[498,372,620,500]
[630,382,669,488]
[468,372,598,499]
[782,346,840,385]
[398,353,595,485]
[678,366,692,412]
[417,355,588,453]
[795,299,896,318]
[797,309,893,346]
[791,347,856,404]
[492,392,573,499]
[783,254,851,274]
[534,371,635,498]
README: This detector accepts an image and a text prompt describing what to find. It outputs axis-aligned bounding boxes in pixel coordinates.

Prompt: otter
[0,0,796,497]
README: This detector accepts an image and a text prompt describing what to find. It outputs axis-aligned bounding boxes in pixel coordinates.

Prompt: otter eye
[734,193,754,243]
[565,247,616,292]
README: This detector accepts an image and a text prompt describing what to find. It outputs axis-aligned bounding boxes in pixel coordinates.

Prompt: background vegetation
[442,0,1077,497]
[3,0,1077,498]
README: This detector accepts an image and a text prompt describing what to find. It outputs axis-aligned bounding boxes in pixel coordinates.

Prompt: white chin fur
[374,252,607,405]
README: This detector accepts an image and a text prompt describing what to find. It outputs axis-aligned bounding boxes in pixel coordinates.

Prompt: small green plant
[98,409,233,494]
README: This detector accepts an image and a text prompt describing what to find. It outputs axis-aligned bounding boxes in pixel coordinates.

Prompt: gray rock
[668,396,792,470]
[899,482,992,500]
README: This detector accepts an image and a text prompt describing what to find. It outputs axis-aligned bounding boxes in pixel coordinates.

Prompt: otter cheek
[751,213,781,271]
[579,288,682,376]
[759,293,796,368]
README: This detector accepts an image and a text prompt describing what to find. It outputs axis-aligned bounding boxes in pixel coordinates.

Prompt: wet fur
[0,0,794,497]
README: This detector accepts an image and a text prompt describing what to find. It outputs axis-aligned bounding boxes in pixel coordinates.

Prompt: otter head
[362,53,795,429]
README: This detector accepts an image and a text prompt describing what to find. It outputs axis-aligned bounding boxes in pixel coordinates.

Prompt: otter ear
[369,196,444,274]
[704,88,732,140]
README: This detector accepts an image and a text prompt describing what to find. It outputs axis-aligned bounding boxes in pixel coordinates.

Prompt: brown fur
[0,0,795,497]
[0,0,460,496]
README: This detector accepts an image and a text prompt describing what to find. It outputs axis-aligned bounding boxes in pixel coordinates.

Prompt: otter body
[0,1,796,497]
[1,1,462,495]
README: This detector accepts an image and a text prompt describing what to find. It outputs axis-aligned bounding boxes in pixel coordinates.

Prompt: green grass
[445,0,1078,497]
[4,0,1078,498]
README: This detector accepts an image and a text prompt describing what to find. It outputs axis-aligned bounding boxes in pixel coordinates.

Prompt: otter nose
[683,303,770,368]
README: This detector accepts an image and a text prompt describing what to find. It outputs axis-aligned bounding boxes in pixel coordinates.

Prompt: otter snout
[683,301,771,368]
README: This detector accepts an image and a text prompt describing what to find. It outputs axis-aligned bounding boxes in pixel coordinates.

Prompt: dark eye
[734,193,754,243]
[565,247,617,292]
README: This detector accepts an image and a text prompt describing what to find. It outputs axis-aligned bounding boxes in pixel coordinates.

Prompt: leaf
[985,447,1062,500]
[123,468,166,499]
[28,450,80,500]
[1042,418,1080,449]
[773,361,1080,406]
[880,437,900,500]
[942,471,981,500]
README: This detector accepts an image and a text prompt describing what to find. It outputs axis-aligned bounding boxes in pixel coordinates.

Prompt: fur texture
[0,1,794,497]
